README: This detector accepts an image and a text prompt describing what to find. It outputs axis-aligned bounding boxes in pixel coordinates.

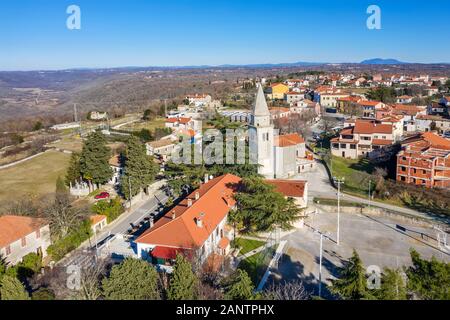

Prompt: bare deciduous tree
[263,280,309,300]
[43,193,88,239]
[75,258,108,300]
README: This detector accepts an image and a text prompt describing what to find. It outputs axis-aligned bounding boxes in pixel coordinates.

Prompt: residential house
[185,94,212,107]
[397,132,450,189]
[415,115,450,133]
[146,138,176,161]
[134,174,241,270]
[358,101,386,118]
[109,155,122,186]
[331,119,395,159]
[0,215,51,265]
[267,83,289,100]
[319,92,349,108]
[269,107,291,120]
[391,104,427,132]
[396,95,413,104]
[285,91,304,105]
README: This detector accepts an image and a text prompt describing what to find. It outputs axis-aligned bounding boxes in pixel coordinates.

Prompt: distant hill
[360,58,408,65]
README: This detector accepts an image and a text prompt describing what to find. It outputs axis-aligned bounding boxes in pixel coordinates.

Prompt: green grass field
[238,246,276,286]
[0,150,71,205]
[121,117,166,133]
[233,238,265,256]
[329,156,374,196]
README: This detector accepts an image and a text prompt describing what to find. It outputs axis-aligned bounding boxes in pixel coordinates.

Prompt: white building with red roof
[0,215,51,265]
[331,119,396,159]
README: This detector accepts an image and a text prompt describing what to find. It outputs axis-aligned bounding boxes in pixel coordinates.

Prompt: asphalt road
[60,188,169,268]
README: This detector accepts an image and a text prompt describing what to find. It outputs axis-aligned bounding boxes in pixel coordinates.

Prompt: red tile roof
[359,101,382,107]
[372,139,394,146]
[353,120,393,134]
[265,180,307,198]
[274,133,305,147]
[90,215,107,226]
[135,174,241,249]
[421,132,450,150]
[151,246,186,260]
[0,215,47,248]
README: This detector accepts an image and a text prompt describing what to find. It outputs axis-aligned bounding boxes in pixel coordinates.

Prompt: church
[249,85,315,179]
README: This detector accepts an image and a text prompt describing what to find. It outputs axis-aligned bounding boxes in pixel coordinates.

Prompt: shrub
[46,220,92,262]
[91,197,124,223]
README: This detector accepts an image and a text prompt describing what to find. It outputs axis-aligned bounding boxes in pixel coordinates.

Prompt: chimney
[149,217,154,228]
[187,198,193,207]
[204,174,209,184]
[195,217,203,228]
[195,192,200,200]
[172,210,176,220]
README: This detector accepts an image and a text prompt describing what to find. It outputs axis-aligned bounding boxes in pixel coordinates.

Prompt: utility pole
[368,180,372,210]
[334,177,345,246]
[128,175,132,211]
[318,232,323,298]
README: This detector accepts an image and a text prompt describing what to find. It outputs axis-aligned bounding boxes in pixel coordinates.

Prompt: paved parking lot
[269,206,449,297]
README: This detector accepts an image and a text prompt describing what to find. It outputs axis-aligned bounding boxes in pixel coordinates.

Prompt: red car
[95,192,110,200]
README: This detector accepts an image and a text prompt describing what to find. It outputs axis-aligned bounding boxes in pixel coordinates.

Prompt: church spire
[253,84,270,117]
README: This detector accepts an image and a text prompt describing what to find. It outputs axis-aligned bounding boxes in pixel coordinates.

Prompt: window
[36,228,41,239]
[5,246,11,256]
[340,144,347,149]
[21,237,26,247]
[350,144,356,149]
[423,170,426,174]
[382,136,386,139]
[332,143,339,149]
[400,176,406,181]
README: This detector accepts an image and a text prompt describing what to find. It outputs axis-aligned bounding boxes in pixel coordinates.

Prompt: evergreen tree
[330,250,369,300]
[223,269,255,300]
[80,131,113,186]
[374,268,407,300]
[31,288,56,300]
[102,258,160,300]
[0,275,30,300]
[234,177,302,232]
[167,254,198,300]
[406,249,450,300]
[121,135,158,199]
[56,176,67,194]
[65,152,81,186]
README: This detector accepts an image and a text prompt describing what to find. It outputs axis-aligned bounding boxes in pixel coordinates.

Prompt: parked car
[95,192,110,200]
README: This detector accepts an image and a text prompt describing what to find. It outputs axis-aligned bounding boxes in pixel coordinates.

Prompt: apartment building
[396,132,450,189]
[331,119,395,159]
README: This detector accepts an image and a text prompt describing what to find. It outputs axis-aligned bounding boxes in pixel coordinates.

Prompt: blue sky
[0,0,449,70]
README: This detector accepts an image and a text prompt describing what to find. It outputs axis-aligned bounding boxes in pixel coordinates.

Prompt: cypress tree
[121,135,158,199]
[80,131,113,186]
[167,254,198,300]
[0,275,30,300]
[375,268,407,300]
[65,152,81,186]
[223,269,255,300]
[330,250,369,300]
[102,258,160,300]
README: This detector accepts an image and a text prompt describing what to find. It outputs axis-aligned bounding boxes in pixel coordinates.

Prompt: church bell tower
[249,84,274,179]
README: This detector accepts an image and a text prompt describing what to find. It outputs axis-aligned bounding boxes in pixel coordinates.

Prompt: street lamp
[333,177,345,246]
[315,230,331,298]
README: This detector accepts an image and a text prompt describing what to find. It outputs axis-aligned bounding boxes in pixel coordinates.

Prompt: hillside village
[1,67,450,301]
